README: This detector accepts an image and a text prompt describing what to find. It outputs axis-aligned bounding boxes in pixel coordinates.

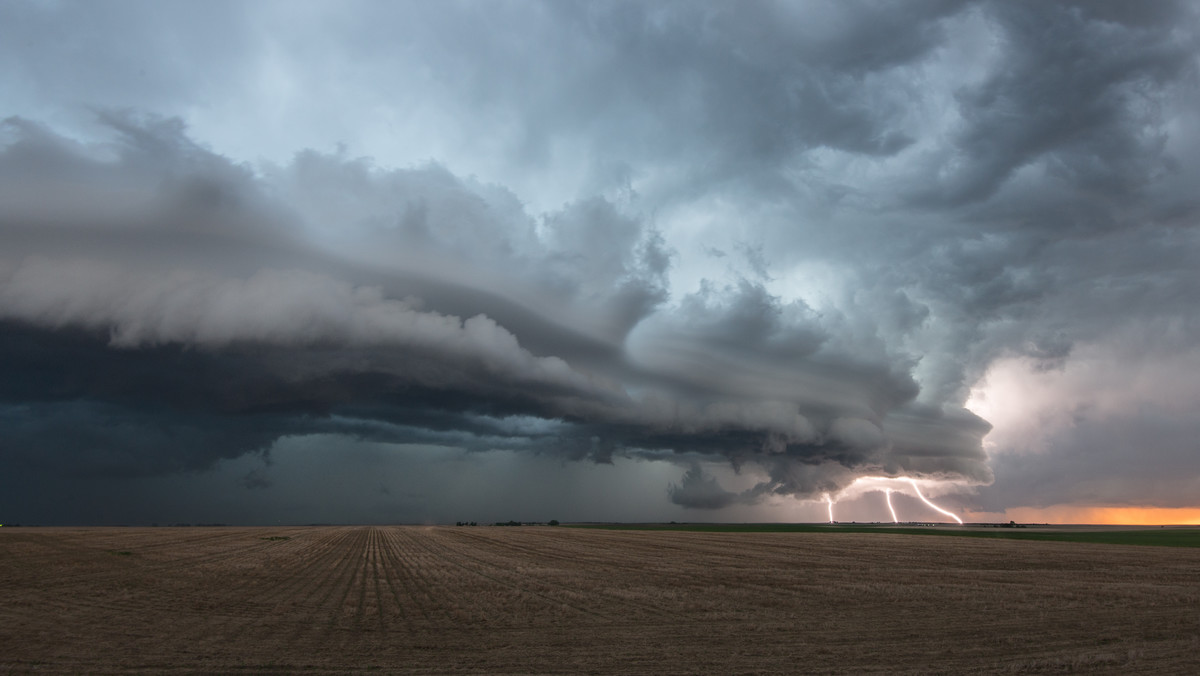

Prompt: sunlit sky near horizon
[3,0,1200,525]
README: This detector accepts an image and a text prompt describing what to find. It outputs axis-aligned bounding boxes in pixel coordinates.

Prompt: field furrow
[416,527,620,623]
[374,526,426,627]
[388,527,470,626]
[434,528,685,622]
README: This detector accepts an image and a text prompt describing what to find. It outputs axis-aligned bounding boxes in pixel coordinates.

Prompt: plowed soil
[2,526,1198,674]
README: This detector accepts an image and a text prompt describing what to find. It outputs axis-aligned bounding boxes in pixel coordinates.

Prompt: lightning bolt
[908,480,963,524]
[884,489,898,524]
[825,493,835,524]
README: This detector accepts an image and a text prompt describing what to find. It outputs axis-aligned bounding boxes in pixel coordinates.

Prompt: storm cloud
[2,0,1198,523]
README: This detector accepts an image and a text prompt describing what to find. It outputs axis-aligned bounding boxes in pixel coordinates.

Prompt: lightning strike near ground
[825,493,835,524]
[908,480,963,524]
[884,489,898,524]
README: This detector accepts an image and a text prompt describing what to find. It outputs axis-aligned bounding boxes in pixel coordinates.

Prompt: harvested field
[2,526,1199,674]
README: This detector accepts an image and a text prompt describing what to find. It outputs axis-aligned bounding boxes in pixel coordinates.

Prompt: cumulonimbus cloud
[0,113,992,498]
[4,0,1199,519]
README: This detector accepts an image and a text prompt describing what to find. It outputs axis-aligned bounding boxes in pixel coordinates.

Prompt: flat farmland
[2,527,1198,674]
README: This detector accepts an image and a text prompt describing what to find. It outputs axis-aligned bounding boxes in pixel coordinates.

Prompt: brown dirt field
[2,526,1198,674]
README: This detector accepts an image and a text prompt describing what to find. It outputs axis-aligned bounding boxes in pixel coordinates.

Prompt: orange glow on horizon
[966,505,1200,526]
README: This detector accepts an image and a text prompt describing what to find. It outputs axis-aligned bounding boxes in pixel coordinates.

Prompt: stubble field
[2,526,1198,674]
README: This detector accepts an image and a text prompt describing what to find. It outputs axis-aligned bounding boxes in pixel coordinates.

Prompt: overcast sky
[3,0,1199,525]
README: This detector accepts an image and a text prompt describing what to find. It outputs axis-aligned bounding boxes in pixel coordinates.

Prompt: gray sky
[3,0,1199,525]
